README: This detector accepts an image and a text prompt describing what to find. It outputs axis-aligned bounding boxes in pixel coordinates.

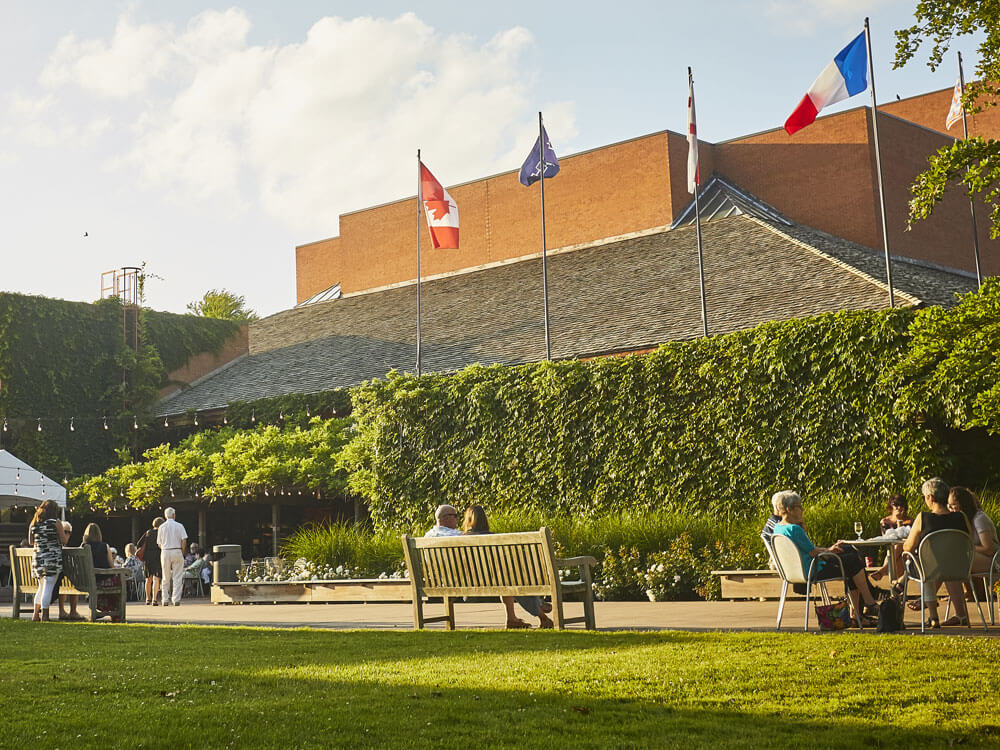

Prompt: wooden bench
[10,546,128,622]
[401,527,596,630]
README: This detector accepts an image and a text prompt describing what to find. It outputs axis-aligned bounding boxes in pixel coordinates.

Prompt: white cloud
[24,9,576,238]
[40,15,174,97]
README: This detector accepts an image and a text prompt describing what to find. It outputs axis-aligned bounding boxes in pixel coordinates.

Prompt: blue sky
[0,1,977,316]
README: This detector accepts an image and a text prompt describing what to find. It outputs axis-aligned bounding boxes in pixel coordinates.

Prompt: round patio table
[838,536,905,581]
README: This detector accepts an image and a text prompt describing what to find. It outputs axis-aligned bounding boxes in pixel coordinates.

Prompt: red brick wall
[296,132,682,302]
[295,92,1000,302]
[881,86,1000,138]
[159,326,249,399]
[714,109,881,250]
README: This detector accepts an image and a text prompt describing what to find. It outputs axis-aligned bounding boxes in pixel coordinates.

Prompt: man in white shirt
[424,505,462,537]
[157,507,188,606]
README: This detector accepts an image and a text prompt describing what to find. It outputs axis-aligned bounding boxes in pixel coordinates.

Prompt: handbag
[815,597,852,630]
[135,536,147,563]
[876,595,905,633]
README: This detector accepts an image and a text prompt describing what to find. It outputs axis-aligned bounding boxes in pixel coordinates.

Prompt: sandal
[907,600,922,611]
[941,615,969,627]
[925,617,941,629]
[506,618,531,629]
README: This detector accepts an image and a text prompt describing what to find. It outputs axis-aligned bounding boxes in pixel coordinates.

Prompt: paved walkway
[9,596,990,634]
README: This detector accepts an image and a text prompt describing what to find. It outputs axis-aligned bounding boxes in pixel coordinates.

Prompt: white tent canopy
[0,449,66,510]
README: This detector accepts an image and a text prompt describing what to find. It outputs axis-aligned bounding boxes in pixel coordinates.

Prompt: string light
[69,417,75,432]
[103,416,109,430]
[133,416,138,430]
[16,467,20,481]
[2,417,6,431]
[193,413,198,426]
[279,411,284,421]
[251,410,256,423]
[223,413,228,425]
[164,416,169,427]
[36,419,42,432]
[170,485,175,498]
[306,406,311,417]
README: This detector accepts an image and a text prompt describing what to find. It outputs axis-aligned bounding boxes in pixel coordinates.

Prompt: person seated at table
[902,477,974,628]
[948,487,998,576]
[879,494,913,534]
[462,505,553,629]
[871,494,913,582]
[772,491,879,625]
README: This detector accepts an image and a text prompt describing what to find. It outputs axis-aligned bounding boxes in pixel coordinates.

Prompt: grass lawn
[2,620,999,749]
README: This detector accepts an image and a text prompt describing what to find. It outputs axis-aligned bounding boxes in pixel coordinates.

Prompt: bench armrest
[555,556,597,569]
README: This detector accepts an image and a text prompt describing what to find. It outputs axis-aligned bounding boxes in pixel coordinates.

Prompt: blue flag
[519,126,560,186]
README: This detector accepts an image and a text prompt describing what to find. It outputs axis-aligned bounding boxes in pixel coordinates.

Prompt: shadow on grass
[1,621,999,748]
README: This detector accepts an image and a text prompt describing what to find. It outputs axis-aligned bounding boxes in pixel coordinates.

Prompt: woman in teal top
[772,490,879,624]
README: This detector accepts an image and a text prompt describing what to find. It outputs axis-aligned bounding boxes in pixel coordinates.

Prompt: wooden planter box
[212,578,411,604]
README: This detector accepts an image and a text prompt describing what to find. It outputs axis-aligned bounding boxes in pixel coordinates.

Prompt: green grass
[2,620,1000,748]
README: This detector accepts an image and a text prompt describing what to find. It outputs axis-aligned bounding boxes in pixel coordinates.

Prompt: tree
[187,289,259,321]
[894,2,1000,236]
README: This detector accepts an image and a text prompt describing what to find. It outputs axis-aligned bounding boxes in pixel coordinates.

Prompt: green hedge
[343,308,946,529]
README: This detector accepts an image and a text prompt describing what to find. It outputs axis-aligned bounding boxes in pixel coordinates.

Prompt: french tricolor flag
[784,31,868,135]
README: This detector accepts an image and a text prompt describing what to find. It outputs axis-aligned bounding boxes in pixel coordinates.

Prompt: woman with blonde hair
[27,500,68,621]
[463,505,553,629]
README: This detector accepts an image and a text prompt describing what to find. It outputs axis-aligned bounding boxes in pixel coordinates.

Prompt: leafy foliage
[186,288,259,322]
[892,277,1000,434]
[894,1,1000,235]
[343,309,943,529]
[73,417,353,512]
[0,293,244,480]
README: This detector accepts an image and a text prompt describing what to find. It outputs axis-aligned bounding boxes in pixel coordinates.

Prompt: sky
[0,1,980,317]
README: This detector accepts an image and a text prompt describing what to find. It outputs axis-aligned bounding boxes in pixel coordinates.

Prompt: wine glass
[854,521,863,540]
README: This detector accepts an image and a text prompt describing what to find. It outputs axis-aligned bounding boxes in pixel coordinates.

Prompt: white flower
[673,574,681,583]
[646,590,657,602]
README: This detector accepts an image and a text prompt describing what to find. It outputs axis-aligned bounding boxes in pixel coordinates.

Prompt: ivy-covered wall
[342,308,948,528]
[0,292,241,479]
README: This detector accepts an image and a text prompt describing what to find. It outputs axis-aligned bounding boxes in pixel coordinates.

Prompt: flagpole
[689,67,708,338]
[416,148,422,376]
[957,50,983,288]
[538,111,552,360]
[864,18,895,308]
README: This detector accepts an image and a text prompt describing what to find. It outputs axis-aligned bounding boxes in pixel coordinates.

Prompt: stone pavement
[17,596,988,634]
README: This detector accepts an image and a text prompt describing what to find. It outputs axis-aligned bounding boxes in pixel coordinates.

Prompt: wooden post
[198,509,207,550]
[271,503,280,557]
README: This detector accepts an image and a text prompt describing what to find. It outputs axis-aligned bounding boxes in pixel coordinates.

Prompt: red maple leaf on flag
[424,199,451,221]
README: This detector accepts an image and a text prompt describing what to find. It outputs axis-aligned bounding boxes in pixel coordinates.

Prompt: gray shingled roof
[157,211,976,416]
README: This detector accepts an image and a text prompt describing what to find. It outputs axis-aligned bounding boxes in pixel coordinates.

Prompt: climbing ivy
[0,293,242,479]
[342,308,946,529]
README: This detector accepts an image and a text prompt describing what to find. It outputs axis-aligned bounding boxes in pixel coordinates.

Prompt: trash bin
[213,544,242,583]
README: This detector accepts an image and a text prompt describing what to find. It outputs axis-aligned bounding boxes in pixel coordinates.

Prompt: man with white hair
[425,504,462,537]
[157,507,188,606]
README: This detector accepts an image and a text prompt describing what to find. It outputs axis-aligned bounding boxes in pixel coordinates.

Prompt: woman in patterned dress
[27,500,69,621]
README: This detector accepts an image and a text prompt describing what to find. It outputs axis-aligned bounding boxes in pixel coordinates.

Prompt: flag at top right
[946,79,964,130]
[785,31,868,135]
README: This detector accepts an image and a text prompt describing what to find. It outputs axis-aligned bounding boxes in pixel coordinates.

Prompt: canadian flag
[420,163,459,249]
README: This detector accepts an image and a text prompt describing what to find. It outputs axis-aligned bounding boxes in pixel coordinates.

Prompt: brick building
[159,86,996,417]
[296,86,1000,304]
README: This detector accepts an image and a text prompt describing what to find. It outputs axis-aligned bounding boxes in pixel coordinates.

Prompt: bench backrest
[401,528,558,598]
[9,545,93,595]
